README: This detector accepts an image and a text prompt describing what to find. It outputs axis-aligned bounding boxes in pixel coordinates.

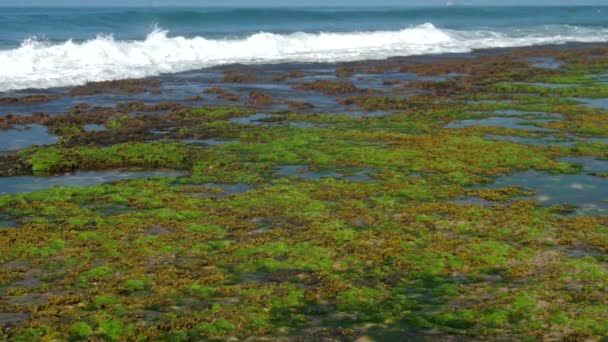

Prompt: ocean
[0,6,607,92]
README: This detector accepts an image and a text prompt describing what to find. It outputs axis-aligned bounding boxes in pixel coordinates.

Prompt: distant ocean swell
[1,23,608,92]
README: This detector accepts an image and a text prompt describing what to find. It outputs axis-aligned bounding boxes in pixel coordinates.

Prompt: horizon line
[1,4,607,8]
[0,1,608,8]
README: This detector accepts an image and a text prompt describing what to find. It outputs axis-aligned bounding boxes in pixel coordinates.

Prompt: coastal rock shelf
[1,43,608,341]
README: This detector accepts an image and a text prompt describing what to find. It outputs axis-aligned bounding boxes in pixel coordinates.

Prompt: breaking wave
[1,23,607,92]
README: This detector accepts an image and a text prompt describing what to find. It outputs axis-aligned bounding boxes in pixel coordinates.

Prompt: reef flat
[1,43,608,341]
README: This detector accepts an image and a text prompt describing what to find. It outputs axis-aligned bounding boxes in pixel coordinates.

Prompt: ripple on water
[526,57,563,70]
[477,170,608,216]
[558,156,608,174]
[84,124,107,132]
[229,113,273,125]
[0,312,29,328]
[446,117,557,132]
[0,124,58,152]
[0,170,187,195]
[344,110,393,118]
[178,183,255,198]
[483,134,576,147]
[511,82,575,89]
[288,122,319,129]
[492,109,563,119]
[0,213,16,228]
[597,74,608,82]
[584,137,608,144]
[576,98,608,110]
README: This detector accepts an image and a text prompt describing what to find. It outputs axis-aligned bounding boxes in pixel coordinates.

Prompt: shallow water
[83,123,107,132]
[584,137,608,144]
[150,129,171,136]
[445,116,557,131]
[0,124,58,152]
[526,57,564,70]
[288,122,319,129]
[512,82,574,89]
[0,213,15,228]
[0,312,29,327]
[559,156,608,173]
[5,293,54,306]
[576,98,608,109]
[276,165,372,182]
[0,92,67,116]
[182,183,255,198]
[183,138,236,146]
[0,170,187,195]
[483,134,575,146]
[492,109,563,119]
[230,113,273,125]
[451,197,500,207]
[479,170,608,216]
[349,71,454,90]
[276,165,342,180]
[344,110,394,118]
[0,62,446,117]
[555,242,604,259]
[85,203,132,216]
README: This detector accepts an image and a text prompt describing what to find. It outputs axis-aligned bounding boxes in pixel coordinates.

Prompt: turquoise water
[1,7,607,47]
[1,6,607,92]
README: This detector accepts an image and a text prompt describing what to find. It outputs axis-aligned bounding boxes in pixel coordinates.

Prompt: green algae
[492,82,608,98]
[21,142,194,174]
[2,46,608,341]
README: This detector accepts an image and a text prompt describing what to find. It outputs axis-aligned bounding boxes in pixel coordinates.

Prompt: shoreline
[0,32,606,94]
[1,41,608,340]
[1,41,606,96]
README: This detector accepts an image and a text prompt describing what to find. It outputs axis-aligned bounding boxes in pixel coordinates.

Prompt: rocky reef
[1,44,608,341]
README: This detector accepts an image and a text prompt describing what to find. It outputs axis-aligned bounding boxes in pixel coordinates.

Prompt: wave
[1,23,608,92]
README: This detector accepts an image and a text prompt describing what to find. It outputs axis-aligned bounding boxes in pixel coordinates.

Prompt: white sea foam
[1,23,607,92]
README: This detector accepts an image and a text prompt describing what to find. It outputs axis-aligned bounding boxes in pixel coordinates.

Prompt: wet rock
[286,101,314,111]
[294,80,358,95]
[271,71,306,82]
[1,260,29,271]
[221,71,256,83]
[203,87,240,102]
[0,312,29,327]
[287,71,305,79]
[1,112,50,127]
[0,95,59,105]
[203,86,226,95]
[5,293,54,306]
[145,226,171,236]
[185,95,204,102]
[382,79,401,86]
[0,154,25,177]
[336,67,354,78]
[360,65,392,74]
[83,124,107,132]
[11,273,41,288]
[229,113,273,125]
[69,79,162,96]
[116,101,185,114]
[249,91,274,106]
